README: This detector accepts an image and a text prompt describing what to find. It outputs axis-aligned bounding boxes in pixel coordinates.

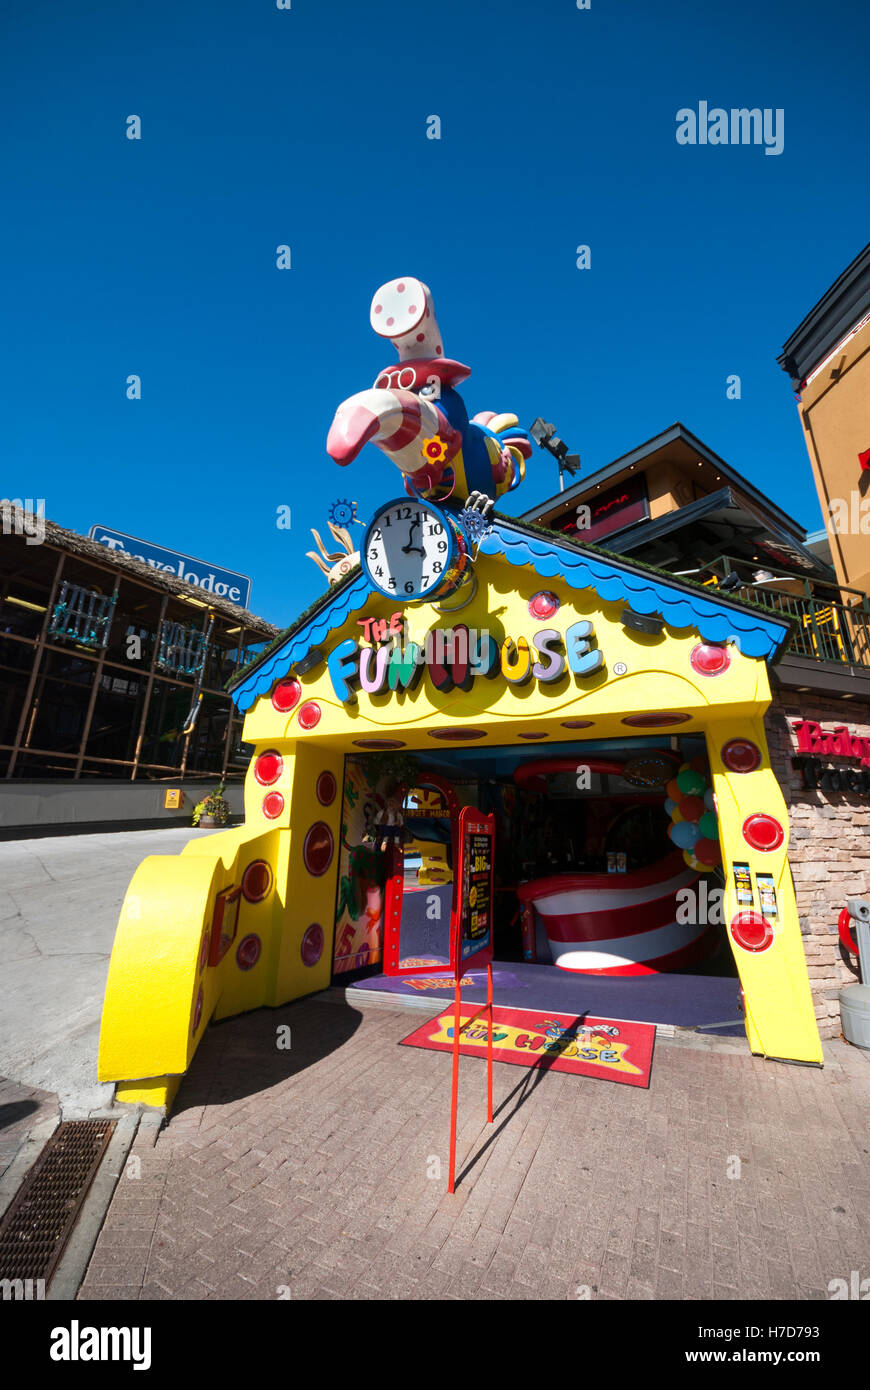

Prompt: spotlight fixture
[621,608,664,636]
[292,647,325,676]
[529,417,581,491]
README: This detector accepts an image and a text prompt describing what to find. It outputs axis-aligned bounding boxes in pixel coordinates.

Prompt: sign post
[447,809,495,1193]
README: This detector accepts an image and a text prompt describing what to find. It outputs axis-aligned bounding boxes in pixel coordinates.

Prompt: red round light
[254,750,283,786]
[561,720,595,730]
[262,791,285,819]
[721,739,762,773]
[192,986,203,1034]
[236,934,262,971]
[316,771,337,806]
[518,732,548,740]
[690,643,731,677]
[198,930,209,972]
[622,713,690,727]
[529,590,559,620]
[242,860,272,902]
[297,701,321,730]
[742,813,784,852]
[272,679,301,712]
[301,923,325,967]
[730,911,775,953]
[303,822,334,876]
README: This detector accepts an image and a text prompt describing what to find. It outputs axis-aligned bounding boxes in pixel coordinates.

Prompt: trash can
[839,985,870,1050]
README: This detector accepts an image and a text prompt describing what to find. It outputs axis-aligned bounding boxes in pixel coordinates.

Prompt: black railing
[707,561,870,670]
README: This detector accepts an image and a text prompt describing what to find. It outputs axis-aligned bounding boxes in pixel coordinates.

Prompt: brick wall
[764,691,870,1038]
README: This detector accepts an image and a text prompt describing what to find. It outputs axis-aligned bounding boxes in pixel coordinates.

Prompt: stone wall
[764,691,870,1038]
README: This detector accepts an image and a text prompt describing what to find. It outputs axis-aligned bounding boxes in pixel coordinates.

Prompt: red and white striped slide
[517,852,717,976]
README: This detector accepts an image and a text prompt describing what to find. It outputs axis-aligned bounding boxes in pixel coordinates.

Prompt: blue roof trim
[230,572,372,712]
[231,523,790,714]
[479,524,790,661]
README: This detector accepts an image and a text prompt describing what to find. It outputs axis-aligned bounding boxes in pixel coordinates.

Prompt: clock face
[362,499,455,600]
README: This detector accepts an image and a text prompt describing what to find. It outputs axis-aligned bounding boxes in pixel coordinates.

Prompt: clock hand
[401,519,425,557]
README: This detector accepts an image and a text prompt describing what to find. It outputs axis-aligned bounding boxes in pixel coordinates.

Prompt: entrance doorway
[332,736,743,1035]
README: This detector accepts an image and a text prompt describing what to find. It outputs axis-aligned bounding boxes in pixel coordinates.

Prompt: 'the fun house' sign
[326,615,604,704]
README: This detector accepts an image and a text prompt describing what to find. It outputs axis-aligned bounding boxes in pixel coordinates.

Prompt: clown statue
[326,277,533,503]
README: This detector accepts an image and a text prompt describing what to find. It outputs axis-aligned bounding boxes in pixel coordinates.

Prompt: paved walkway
[78,996,870,1301]
[0,826,221,1117]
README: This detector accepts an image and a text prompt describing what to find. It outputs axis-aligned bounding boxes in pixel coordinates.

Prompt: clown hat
[370,277,471,387]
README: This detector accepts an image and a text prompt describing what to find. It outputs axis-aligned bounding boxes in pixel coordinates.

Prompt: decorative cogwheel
[328,498,357,527]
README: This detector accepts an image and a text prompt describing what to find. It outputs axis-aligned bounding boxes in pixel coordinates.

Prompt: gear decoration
[328,499,358,528]
[421,436,449,465]
[457,490,495,556]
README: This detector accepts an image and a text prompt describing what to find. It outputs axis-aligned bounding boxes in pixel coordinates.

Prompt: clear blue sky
[3,0,868,626]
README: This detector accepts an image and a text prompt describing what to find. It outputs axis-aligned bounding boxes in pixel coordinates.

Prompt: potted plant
[192,783,231,828]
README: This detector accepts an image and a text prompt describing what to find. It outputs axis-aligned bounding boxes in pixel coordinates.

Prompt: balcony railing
[707,561,870,670]
[48,582,116,649]
[156,620,211,678]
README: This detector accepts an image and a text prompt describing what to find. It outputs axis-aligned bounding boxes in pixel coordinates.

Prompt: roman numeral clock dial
[362,499,466,602]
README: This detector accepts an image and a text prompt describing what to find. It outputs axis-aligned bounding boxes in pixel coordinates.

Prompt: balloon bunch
[664,755,721,872]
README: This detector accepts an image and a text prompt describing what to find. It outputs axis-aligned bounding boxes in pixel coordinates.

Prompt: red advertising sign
[555,473,649,545]
[450,808,495,975]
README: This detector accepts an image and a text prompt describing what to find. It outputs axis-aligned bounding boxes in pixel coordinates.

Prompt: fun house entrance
[332,736,744,1035]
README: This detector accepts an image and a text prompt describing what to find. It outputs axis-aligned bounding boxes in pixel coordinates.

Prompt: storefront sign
[89,525,252,608]
[794,758,870,794]
[791,720,870,768]
[452,808,495,973]
[555,474,649,544]
[327,617,604,703]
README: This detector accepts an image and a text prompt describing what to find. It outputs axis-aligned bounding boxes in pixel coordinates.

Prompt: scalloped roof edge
[227,518,792,714]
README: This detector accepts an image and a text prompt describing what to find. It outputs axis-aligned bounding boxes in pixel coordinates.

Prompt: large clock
[362,499,469,602]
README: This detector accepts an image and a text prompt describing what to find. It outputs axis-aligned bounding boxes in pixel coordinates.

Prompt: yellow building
[99,514,824,1111]
[779,240,870,597]
[98,273,834,1111]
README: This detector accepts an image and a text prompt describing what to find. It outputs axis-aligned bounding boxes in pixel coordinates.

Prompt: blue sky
[3,0,868,627]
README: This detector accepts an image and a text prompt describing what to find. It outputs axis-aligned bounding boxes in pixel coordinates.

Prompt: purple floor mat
[347,961,745,1034]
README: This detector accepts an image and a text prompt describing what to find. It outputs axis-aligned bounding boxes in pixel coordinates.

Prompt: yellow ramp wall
[707,717,823,1064]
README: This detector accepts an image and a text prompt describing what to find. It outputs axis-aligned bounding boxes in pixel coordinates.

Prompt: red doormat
[400,1006,655,1088]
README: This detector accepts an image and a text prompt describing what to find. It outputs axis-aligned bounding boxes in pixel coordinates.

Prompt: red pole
[486,961,494,1123]
[447,976,462,1194]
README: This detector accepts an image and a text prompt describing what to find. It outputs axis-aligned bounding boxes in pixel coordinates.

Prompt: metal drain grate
[0,1119,116,1285]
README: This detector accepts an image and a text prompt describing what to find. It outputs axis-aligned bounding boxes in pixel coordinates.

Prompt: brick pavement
[0,1076,58,1182]
[77,998,870,1301]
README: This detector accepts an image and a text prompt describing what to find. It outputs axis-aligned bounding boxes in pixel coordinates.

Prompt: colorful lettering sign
[327,618,604,704]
